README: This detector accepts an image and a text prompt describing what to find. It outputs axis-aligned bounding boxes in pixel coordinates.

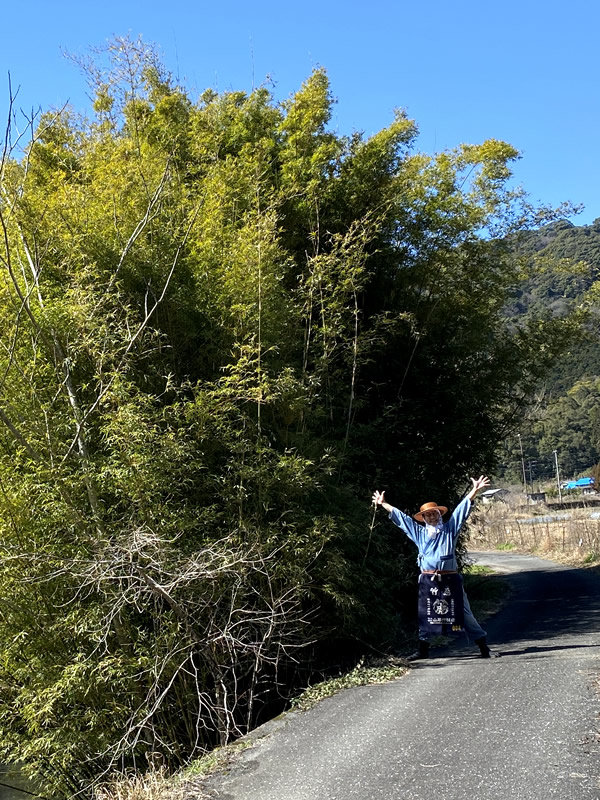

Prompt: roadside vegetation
[92,560,509,800]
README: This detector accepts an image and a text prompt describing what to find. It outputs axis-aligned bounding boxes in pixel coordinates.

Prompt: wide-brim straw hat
[413,501,448,522]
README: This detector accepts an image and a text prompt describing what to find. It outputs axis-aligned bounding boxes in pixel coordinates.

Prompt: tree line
[499,219,600,483]
[0,36,585,797]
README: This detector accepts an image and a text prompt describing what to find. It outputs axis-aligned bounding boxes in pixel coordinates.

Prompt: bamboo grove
[0,38,582,797]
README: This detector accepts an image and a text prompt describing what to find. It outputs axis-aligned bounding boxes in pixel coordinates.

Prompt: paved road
[202,552,600,799]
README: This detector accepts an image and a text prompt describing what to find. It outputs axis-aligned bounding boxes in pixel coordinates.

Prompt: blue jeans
[461,586,487,642]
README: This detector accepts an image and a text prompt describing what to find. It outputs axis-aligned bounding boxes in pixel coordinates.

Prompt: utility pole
[517,433,527,500]
[553,449,562,504]
[527,459,538,494]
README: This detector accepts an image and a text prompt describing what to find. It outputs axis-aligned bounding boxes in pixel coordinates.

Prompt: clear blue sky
[1,0,598,225]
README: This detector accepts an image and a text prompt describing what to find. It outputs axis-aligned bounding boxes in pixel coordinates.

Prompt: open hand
[372,490,385,506]
[470,475,490,493]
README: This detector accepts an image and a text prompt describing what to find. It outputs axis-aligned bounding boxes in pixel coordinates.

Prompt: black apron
[418,572,465,638]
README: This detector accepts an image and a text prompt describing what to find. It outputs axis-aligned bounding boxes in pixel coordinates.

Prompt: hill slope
[499,218,600,482]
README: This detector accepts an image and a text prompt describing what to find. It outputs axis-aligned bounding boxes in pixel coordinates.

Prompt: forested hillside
[498,219,600,483]
[0,38,586,797]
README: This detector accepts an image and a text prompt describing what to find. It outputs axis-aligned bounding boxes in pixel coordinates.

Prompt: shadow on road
[423,559,600,662]
[499,643,600,656]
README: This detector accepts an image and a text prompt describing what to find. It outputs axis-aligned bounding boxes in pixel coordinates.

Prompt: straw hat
[413,501,448,522]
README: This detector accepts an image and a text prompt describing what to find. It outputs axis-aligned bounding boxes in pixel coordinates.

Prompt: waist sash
[418,571,464,638]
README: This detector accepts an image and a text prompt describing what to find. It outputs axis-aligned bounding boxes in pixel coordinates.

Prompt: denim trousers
[460,586,487,642]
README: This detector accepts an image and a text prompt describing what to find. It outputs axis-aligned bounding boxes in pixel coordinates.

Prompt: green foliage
[497,217,600,481]
[0,35,582,797]
[583,550,600,564]
[290,657,407,712]
[534,377,600,476]
[178,740,253,781]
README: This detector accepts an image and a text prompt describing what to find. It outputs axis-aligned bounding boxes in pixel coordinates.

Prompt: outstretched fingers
[372,489,385,506]
[471,475,490,491]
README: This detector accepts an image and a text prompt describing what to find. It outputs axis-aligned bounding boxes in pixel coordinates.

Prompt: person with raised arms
[372,475,498,659]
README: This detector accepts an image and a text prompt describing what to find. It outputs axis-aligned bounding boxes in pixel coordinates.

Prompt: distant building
[528,491,547,503]
[480,488,508,503]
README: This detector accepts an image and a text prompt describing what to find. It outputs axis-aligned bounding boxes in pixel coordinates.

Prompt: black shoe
[408,640,430,661]
[475,637,499,658]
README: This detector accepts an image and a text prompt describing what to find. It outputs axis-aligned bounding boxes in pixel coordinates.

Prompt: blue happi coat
[389,497,472,571]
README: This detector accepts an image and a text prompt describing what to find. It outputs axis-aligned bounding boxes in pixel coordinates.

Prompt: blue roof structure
[564,477,595,490]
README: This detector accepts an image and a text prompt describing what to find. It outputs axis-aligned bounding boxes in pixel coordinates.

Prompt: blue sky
[1,0,598,225]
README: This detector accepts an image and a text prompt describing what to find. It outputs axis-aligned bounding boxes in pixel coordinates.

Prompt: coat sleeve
[448,497,472,541]
[389,507,421,546]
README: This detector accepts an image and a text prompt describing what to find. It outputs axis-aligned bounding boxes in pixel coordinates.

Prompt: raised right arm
[372,489,393,514]
[372,490,420,544]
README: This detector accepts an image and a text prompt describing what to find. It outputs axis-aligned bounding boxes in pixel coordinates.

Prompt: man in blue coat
[372,475,496,659]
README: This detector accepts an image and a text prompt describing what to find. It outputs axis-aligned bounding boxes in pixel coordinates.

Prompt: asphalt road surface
[202,552,600,799]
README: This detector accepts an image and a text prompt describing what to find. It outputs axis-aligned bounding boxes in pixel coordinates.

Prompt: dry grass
[94,770,181,800]
[92,739,260,800]
[93,766,211,800]
[469,494,600,567]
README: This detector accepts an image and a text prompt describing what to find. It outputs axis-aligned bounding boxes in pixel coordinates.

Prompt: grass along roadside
[289,656,409,712]
[469,499,600,568]
[91,741,256,800]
